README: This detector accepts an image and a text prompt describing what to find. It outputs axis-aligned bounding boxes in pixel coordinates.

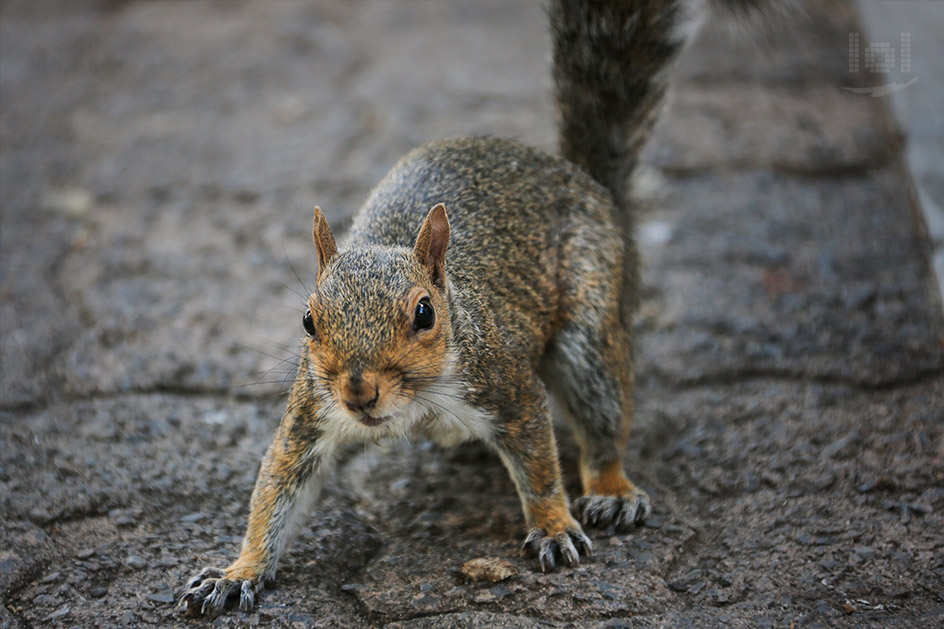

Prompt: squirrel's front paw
[522,525,593,573]
[573,489,651,533]
[177,566,265,617]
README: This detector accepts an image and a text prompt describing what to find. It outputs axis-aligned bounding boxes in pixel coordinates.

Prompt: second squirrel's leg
[550,222,651,532]
[550,315,651,532]
[492,385,592,572]
[178,384,336,617]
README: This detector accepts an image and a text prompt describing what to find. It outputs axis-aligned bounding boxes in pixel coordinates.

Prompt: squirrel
[179,0,776,617]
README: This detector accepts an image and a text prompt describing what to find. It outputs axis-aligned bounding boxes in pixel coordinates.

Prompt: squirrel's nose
[343,390,378,413]
[340,376,379,413]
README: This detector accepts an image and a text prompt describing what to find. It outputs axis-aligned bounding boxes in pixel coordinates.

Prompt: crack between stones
[0,385,282,416]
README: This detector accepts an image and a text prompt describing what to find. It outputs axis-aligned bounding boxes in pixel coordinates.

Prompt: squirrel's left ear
[312,206,338,282]
[414,203,450,290]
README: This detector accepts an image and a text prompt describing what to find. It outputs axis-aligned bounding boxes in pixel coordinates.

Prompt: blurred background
[1,1,942,627]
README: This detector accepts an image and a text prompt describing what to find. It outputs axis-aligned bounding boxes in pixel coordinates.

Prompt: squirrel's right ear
[312,206,338,282]
[414,203,450,290]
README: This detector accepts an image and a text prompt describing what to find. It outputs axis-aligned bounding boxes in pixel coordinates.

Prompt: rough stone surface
[1,1,942,627]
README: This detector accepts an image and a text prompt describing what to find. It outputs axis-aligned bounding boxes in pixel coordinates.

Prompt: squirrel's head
[302,204,452,434]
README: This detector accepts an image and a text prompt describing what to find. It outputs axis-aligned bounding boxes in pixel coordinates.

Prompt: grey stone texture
[1,0,942,627]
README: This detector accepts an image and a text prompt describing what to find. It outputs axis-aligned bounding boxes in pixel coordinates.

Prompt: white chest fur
[411,381,495,447]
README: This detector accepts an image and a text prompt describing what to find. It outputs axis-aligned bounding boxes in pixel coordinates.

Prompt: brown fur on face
[303,209,453,425]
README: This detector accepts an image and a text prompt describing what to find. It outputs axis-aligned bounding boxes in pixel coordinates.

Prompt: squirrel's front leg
[178,387,334,617]
[494,391,592,573]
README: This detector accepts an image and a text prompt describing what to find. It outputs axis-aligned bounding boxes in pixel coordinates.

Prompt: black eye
[414,297,435,331]
[302,309,316,338]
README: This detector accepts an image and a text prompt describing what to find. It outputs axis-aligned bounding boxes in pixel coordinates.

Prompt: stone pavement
[1,1,942,627]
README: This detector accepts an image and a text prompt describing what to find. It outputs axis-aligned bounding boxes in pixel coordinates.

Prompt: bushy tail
[550,0,695,214]
[550,0,779,213]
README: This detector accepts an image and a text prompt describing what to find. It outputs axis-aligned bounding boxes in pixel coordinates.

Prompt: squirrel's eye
[302,309,316,338]
[414,297,435,331]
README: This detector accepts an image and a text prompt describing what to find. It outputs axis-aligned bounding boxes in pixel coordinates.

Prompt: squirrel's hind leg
[548,318,651,533]
[547,220,651,533]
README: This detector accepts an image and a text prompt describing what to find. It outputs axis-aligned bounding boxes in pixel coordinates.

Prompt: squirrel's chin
[356,414,390,428]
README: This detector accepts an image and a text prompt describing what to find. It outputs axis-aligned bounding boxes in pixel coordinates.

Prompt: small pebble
[461,557,518,583]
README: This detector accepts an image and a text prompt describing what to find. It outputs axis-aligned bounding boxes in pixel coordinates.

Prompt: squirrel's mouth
[357,414,390,427]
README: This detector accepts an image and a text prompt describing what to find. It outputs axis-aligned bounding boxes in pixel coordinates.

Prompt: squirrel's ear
[413,203,450,290]
[312,206,338,281]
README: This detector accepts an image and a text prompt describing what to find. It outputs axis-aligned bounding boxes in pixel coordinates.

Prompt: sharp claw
[526,524,592,572]
[182,567,223,598]
[212,580,236,615]
[177,567,262,618]
[604,500,621,524]
[574,492,652,531]
[569,527,593,557]
[639,497,653,522]
[633,501,647,525]
[206,593,221,615]
[239,580,255,612]
[614,501,636,532]
[556,533,579,567]
[199,580,215,598]
[522,528,544,556]
[579,504,592,526]
[539,537,558,573]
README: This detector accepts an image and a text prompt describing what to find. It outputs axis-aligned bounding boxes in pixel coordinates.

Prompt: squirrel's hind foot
[522,525,593,573]
[573,490,651,534]
[177,566,263,617]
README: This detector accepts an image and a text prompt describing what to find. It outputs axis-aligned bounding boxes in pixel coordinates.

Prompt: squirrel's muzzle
[339,371,381,414]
